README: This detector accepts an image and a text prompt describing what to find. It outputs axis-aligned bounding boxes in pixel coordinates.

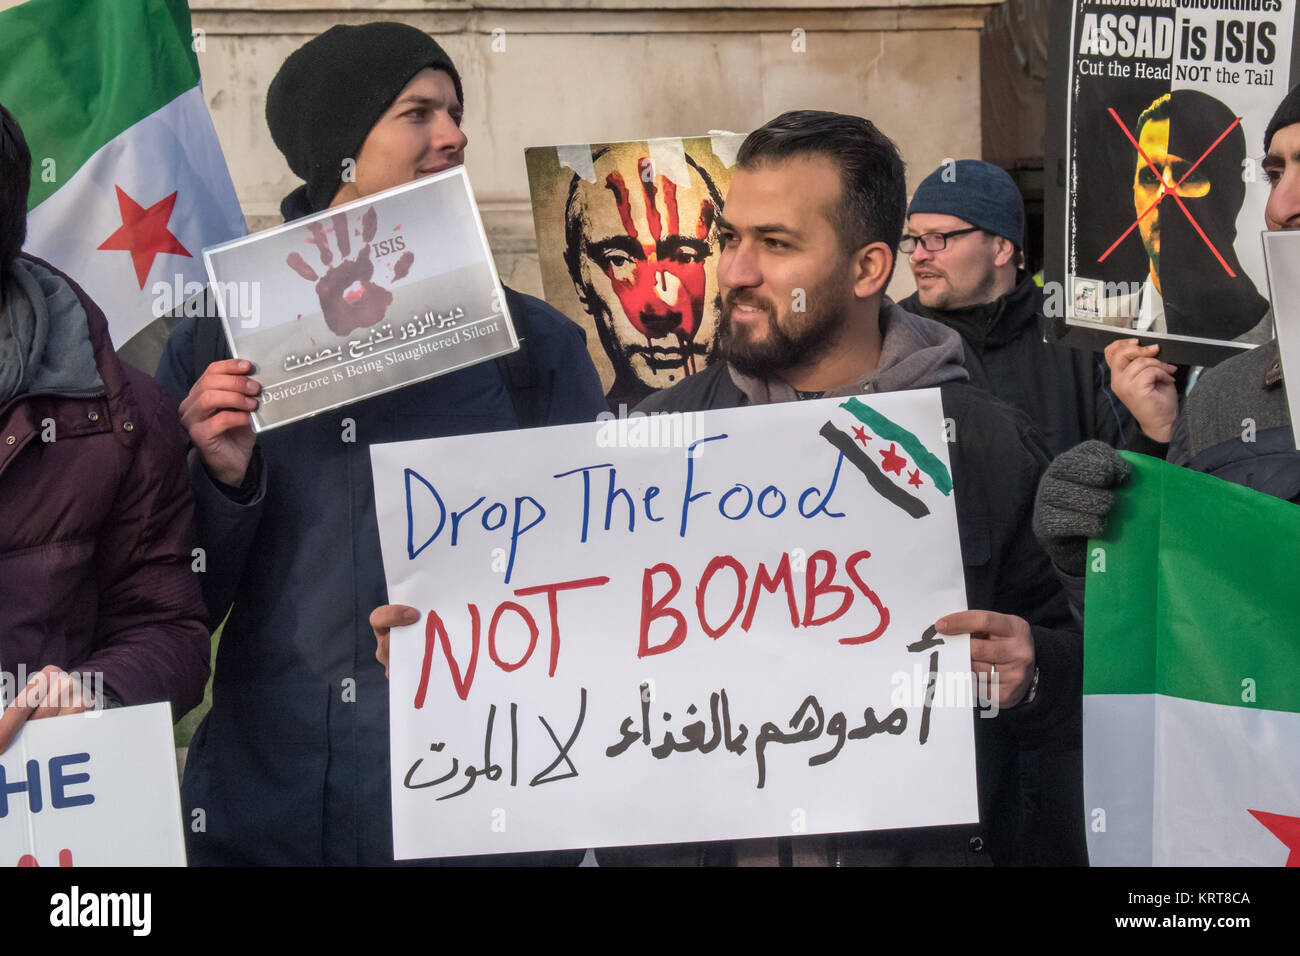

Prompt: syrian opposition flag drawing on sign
[1085,453,1300,866]
[0,0,245,372]
[818,397,953,519]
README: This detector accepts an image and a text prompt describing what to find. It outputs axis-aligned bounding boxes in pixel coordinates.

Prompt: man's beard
[715,276,846,379]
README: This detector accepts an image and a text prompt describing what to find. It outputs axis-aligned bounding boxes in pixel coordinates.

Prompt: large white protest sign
[0,703,186,866]
[373,390,979,859]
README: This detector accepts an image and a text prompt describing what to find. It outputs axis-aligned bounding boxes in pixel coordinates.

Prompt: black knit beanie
[266,22,463,214]
[1265,84,1300,152]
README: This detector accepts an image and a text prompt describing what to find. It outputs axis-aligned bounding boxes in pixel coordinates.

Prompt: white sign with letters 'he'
[0,703,186,866]
[373,390,979,859]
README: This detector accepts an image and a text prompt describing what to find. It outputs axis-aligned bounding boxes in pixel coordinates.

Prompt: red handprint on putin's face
[567,148,723,403]
[286,207,405,336]
[598,160,715,347]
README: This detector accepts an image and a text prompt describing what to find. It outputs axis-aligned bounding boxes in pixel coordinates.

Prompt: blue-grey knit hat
[906,159,1024,248]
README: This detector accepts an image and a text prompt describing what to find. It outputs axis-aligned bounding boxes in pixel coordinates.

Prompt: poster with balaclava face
[1051,1,1298,365]
[526,135,743,411]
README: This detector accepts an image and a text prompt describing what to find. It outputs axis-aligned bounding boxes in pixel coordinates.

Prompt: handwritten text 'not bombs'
[401,433,901,701]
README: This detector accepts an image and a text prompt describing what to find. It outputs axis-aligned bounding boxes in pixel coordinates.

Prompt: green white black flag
[0,0,245,370]
[1085,453,1300,866]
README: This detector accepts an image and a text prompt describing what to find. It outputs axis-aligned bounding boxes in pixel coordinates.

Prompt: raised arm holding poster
[372,390,980,859]
[1048,0,1298,367]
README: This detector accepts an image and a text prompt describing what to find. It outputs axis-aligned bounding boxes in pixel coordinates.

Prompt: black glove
[1033,440,1132,576]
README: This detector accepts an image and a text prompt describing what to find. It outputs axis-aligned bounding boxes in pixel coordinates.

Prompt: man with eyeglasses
[899,160,1145,457]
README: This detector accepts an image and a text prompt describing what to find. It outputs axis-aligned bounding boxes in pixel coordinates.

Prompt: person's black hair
[736,110,905,267]
[0,102,31,272]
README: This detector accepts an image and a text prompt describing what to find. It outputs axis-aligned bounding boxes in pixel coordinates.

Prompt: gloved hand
[1033,440,1132,577]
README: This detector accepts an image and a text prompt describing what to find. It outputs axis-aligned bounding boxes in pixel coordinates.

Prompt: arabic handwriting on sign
[403,741,458,790]
[814,710,847,766]
[753,695,909,788]
[755,695,824,788]
[401,689,587,801]
[604,668,930,788]
[605,684,749,760]
[907,624,944,745]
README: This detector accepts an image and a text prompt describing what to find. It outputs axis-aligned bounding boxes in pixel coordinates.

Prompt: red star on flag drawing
[97,186,191,288]
[907,469,924,489]
[1248,809,1300,865]
[852,425,872,446]
[879,442,907,476]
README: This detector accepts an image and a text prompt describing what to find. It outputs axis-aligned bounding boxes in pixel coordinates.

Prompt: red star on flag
[908,469,924,488]
[97,186,191,288]
[1248,809,1300,865]
[879,442,907,476]
[852,425,872,446]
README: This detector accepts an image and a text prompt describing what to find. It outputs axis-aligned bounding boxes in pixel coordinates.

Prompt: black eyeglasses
[899,226,984,254]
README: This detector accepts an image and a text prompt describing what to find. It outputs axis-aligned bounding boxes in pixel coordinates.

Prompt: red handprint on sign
[287,207,405,335]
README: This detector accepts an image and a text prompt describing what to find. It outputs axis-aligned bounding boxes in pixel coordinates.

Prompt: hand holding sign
[936,610,1035,709]
[179,358,260,488]
[374,391,983,858]
[0,665,99,755]
[1104,339,1178,444]
[370,604,420,678]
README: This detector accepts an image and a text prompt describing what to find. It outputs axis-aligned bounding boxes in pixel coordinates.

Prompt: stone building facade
[188,0,1002,300]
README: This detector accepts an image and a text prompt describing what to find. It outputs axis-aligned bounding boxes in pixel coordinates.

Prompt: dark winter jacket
[0,255,209,715]
[155,288,607,865]
[1169,338,1299,499]
[901,274,1158,458]
[1056,337,1298,617]
[602,302,1083,866]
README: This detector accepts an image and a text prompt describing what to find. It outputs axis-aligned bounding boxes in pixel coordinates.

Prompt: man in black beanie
[155,22,606,866]
[1035,86,1300,610]
[900,159,1145,459]
[264,21,466,219]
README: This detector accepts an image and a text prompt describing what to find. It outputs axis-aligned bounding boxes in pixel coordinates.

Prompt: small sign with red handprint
[202,167,518,431]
